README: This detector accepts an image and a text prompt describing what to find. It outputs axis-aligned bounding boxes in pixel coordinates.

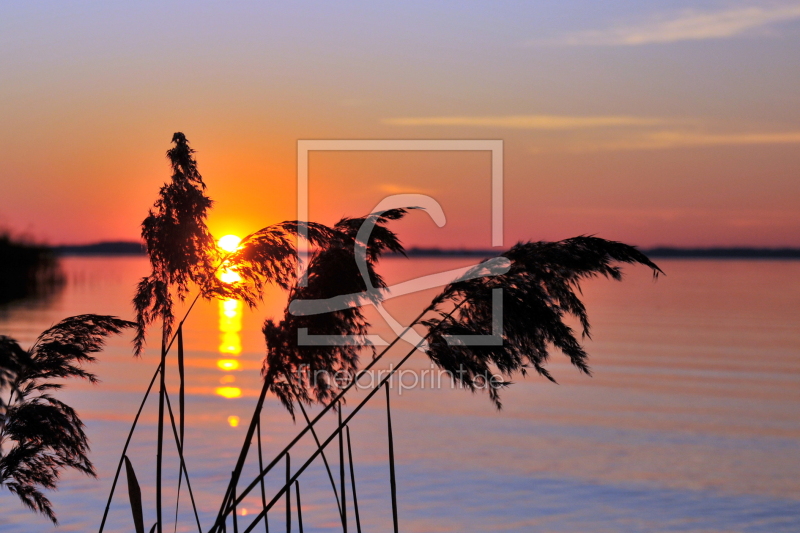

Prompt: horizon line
[50,241,800,259]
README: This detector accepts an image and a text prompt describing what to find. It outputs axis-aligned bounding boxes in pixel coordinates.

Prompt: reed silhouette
[134,132,217,356]
[261,234,661,411]
[0,315,134,522]
[206,231,661,532]
[100,132,661,533]
[128,133,336,533]
[262,208,413,416]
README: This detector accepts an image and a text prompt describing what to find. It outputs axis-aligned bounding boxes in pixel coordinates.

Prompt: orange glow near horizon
[3,3,800,250]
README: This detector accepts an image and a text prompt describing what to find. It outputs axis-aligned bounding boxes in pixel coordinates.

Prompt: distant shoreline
[52,241,800,259]
[403,247,800,259]
[53,242,146,256]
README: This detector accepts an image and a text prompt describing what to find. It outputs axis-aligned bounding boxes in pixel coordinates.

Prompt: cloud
[546,4,800,46]
[383,114,800,152]
[383,115,671,130]
[560,130,800,152]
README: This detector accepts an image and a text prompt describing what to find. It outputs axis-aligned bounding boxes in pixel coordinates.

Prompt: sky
[1,1,799,248]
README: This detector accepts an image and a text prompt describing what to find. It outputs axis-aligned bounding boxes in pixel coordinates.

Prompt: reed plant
[0,315,134,522]
[7,132,661,533]
[95,132,661,532]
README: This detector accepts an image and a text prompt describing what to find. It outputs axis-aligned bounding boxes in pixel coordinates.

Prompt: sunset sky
[1,1,799,248]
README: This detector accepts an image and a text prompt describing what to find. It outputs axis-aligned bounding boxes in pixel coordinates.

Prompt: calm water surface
[1,256,799,532]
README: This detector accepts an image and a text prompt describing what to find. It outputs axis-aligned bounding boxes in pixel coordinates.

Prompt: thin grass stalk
[174,326,185,533]
[231,471,239,533]
[346,427,361,533]
[228,303,468,530]
[156,333,167,533]
[148,295,207,533]
[236,342,426,533]
[173,471,183,533]
[385,383,398,533]
[285,454,291,533]
[257,419,270,533]
[169,236,323,526]
[339,405,347,533]
[163,387,203,533]
[117,244,234,530]
[216,485,231,533]
[104,242,269,531]
[211,306,434,532]
[106,290,203,533]
[214,378,271,530]
[178,326,185,444]
[298,402,342,522]
[98,363,161,532]
[295,482,304,533]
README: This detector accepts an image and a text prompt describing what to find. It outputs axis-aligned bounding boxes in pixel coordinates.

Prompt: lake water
[1,256,799,532]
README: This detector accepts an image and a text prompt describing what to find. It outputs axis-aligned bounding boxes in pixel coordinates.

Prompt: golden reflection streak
[216,235,244,405]
[217,359,240,371]
[216,386,242,399]
[216,297,242,400]
[218,299,242,355]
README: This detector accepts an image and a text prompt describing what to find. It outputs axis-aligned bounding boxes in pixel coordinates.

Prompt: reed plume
[261,209,411,417]
[0,315,133,522]
[134,132,217,355]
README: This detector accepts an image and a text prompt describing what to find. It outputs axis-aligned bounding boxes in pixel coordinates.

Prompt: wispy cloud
[383,114,800,152]
[383,115,671,130]
[560,130,800,152]
[546,4,800,46]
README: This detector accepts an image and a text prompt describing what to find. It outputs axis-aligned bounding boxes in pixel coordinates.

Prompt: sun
[218,235,243,283]
[218,234,242,253]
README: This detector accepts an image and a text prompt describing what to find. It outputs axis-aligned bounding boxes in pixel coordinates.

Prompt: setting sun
[218,236,242,283]
[218,234,242,253]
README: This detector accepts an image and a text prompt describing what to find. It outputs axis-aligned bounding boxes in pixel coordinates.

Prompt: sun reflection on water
[217,359,240,371]
[215,386,242,399]
[215,297,242,401]
[218,298,242,355]
[215,234,244,421]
